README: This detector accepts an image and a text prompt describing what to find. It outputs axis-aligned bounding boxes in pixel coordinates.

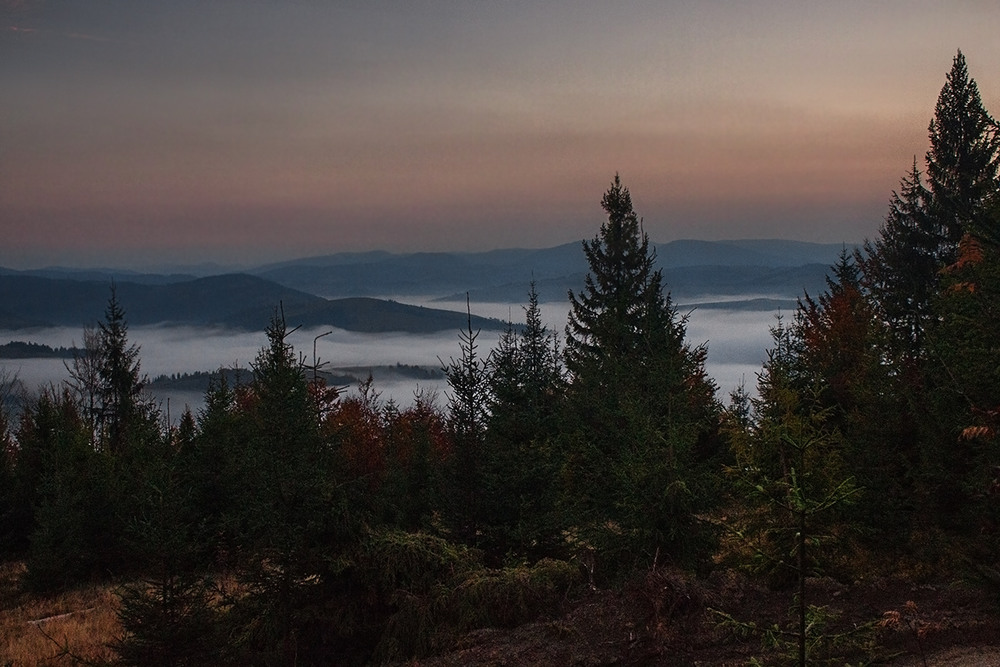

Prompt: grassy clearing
[0,562,120,666]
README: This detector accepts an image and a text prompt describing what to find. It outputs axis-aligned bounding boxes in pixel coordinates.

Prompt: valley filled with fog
[0,296,782,420]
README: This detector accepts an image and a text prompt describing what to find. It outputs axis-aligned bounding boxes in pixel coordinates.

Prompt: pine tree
[441,296,489,545]
[21,388,119,590]
[860,51,999,364]
[560,174,720,574]
[381,393,449,532]
[926,50,1000,248]
[114,451,219,666]
[924,226,1000,530]
[97,285,152,455]
[228,312,347,664]
[800,250,880,411]
[723,324,858,665]
[0,391,14,558]
[481,282,563,560]
[566,174,667,372]
[181,372,250,563]
[858,161,941,361]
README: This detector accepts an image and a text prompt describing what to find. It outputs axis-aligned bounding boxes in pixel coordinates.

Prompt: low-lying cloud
[1,299,779,416]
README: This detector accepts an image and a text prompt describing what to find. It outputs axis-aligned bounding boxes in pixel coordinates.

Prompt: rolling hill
[0,273,509,333]
[0,239,855,330]
[248,239,853,302]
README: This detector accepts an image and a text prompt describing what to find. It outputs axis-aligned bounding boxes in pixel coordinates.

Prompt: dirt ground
[415,568,1000,666]
[4,559,998,665]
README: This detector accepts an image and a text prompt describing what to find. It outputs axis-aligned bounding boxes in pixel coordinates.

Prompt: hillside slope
[0,274,508,333]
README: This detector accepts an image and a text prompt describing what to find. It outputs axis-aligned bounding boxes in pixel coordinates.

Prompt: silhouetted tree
[227,312,348,665]
[798,252,916,540]
[560,174,720,574]
[0,371,21,557]
[858,161,941,362]
[481,282,564,560]
[923,228,1000,530]
[441,297,489,545]
[21,388,120,590]
[114,451,220,666]
[925,50,1000,248]
[97,286,154,455]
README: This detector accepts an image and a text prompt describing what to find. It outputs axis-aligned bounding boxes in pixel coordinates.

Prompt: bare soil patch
[416,568,1000,666]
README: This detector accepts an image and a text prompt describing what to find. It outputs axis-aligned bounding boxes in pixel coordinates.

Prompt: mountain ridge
[0,239,855,330]
[0,274,509,334]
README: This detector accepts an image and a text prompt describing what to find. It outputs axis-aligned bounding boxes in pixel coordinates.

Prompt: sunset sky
[3,1,999,269]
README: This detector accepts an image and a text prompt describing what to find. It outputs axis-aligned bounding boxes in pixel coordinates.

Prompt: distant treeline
[0,340,78,359]
[149,368,256,391]
[147,366,440,393]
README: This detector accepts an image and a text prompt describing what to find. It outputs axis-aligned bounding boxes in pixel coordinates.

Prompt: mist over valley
[0,238,839,414]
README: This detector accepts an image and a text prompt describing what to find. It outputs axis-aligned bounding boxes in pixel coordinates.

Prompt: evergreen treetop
[96,286,152,455]
[565,173,674,376]
[926,50,1000,246]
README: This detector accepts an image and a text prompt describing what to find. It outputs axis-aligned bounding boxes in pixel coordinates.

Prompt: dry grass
[0,562,120,666]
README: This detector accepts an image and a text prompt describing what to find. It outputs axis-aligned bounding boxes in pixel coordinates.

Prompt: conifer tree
[0,390,14,558]
[858,161,941,361]
[441,297,489,544]
[926,50,1000,248]
[566,174,667,371]
[381,393,449,532]
[723,323,858,665]
[482,282,563,560]
[181,372,250,562]
[21,388,119,590]
[917,52,1000,531]
[861,51,999,364]
[97,286,153,455]
[798,252,916,538]
[924,224,1000,529]
[560,174,720,573]
[114,450,219,666]
[228,312,347,664]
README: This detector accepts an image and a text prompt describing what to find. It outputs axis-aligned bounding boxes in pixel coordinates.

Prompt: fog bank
[0,299,779,419]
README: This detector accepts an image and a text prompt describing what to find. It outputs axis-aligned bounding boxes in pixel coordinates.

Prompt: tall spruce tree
[566,174,666,371]
[926,50,1000,248]
[441,297,489,545]
[229,312,345,664]
[481,282,563,560]
[96,286,155,456]
[861,51,999,363]
[858,161,941,361]
[560,174,719,574]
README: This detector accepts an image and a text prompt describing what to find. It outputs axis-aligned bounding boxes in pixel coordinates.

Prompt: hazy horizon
[0,235,856,274]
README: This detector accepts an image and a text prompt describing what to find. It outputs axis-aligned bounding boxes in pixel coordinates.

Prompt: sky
[3,1,1000,270]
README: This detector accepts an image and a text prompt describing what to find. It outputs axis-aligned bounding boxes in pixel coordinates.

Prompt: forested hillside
[2,51,999,666]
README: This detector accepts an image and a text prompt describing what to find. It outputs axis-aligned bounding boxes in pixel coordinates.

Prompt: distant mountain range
[0,239,854,332]
[249,239,853,304]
